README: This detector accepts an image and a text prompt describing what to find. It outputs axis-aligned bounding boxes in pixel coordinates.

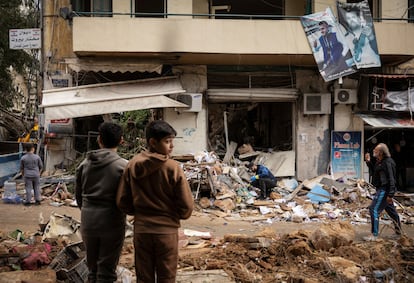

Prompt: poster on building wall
[337,0,381,69]
[300,7,356,82]
[331,131,362,178]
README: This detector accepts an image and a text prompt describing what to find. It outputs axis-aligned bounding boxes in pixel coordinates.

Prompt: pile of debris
[0,213,134,282]
[1,215,412,282]
[181,150,414,227]
[1,148,413,282]
[3,148,413,228]
[178,222,414,282]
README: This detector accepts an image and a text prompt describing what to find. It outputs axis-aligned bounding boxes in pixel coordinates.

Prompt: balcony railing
[70,11,414,22]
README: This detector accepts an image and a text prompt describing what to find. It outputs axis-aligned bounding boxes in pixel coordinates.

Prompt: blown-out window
[71,0,112,17]
[409,0,414,22]
[135,0,166,18]
[211,0,284,19]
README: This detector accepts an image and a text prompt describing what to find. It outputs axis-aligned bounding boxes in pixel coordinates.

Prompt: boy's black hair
[98,122,123,148]
[145,120,177,143]
[24,143,35,152]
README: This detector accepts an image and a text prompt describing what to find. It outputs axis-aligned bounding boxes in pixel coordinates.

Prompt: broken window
[71,0,112,17]
[211,0,284,19]
[208,102,293,156]
[134,0,166,18]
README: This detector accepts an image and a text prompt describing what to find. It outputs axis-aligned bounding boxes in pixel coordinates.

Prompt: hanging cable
[409,80,412,120]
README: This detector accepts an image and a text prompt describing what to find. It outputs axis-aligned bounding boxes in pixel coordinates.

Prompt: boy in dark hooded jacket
[116,120,194,283]
[75,122,128,283]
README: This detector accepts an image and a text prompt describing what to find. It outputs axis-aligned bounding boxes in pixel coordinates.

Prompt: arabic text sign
[9,28,41,50]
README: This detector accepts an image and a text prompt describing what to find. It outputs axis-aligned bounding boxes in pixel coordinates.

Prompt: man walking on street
[364,143,401,241]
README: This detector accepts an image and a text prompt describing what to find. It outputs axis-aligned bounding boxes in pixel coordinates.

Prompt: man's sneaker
[23,202,31,206]
[35,201,41,206]
[363,235,378,242]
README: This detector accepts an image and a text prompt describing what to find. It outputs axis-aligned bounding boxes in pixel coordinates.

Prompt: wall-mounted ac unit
[334,89,358,104]
[176,93,202,112]
[303,93,331,115]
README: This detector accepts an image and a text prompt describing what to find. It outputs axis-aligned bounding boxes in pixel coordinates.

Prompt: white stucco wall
[165,65,208,156]
[296,70,331,181]
[164,109,208,156]
[295,71,371,181]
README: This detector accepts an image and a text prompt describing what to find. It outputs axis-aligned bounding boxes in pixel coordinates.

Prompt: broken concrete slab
[177,269,235,283]
[257,150,295,177]
[0,269,56,283]
[320,177,353,192]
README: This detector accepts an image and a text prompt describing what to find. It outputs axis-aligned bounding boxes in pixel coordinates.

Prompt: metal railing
[70,11,414,22]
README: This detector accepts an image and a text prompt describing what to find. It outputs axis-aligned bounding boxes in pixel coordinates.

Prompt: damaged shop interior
[359,75,414,191]
[44,66,298,178]
[207,67,295,157]
[208,102,293,155]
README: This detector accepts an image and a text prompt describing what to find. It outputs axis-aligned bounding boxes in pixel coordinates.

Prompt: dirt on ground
[1,199,414,282]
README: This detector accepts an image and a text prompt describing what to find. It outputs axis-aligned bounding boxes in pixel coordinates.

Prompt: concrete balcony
[72,17,414,66]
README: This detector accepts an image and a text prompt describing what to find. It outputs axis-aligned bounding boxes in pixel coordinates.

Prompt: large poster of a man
[301,8,356,82]
[337,0,381,69]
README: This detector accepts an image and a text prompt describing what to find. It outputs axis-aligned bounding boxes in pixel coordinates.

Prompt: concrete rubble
[0,149,414,282]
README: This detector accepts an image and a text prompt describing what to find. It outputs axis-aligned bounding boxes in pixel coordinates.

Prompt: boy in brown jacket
[116,120,194,282]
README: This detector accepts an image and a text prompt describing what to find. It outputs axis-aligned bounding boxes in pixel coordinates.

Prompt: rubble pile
[178,222,414,282]
[0,150,413,282]
[182,151,414,227]
[3,150,413,227]
[0,213,134,282]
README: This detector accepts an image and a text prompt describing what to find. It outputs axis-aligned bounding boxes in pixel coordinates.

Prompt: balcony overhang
[69,53,317,67]
[72,17,414,67]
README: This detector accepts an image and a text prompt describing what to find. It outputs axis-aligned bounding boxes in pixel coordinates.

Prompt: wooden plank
[238,151,260,160]
[223,141,238,164]
[284,182,305,201]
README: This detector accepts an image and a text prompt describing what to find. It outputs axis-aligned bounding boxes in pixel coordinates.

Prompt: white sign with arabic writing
[9,28,41,50]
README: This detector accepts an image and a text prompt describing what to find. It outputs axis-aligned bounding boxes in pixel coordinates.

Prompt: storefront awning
[358,114,414,128]
[207,88,299,102]
[64,58,163,74]
[41,77,188,120]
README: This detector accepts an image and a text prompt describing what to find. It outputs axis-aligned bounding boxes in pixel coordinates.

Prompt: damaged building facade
[40,0,414,185]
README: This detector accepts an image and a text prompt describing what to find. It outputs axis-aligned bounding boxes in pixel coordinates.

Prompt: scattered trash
[1,149,414,282]
[2,180,22,204]
[42,213,82,243]
[9,229,24,242]
[307,184,330,203]
[49,241,87,283]
[373,267,394,281]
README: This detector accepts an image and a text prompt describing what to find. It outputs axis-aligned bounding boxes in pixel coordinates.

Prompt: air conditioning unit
[303,93,331,115]
[334,89,358,104]
[176,93,202,112]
